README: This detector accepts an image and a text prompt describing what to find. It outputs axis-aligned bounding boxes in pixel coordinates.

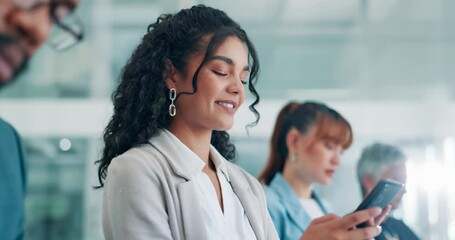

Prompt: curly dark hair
[95,5,261,187]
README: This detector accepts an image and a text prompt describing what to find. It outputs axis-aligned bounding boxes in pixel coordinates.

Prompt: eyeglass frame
[12,0,84,50]
[49,0,84,43]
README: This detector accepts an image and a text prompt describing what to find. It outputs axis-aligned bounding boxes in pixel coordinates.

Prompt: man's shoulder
[0,118,21,144]
[384,217,420,239]
[0,118,15,132]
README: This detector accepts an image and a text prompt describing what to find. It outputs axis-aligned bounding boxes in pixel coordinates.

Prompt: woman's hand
[300,207,389,240]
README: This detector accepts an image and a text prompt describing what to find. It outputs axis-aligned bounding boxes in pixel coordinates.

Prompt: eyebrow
[208,55,250,72]
[322,136,340,143]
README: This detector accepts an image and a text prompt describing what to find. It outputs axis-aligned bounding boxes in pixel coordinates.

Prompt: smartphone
[354,178,404,227]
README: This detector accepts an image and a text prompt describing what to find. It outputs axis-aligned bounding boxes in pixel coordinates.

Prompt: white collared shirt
[163,129,257,240]
[299,198,325,219]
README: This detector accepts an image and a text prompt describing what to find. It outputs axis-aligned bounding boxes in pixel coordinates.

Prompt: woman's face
[170,36,249,132]
[292,126,344,185]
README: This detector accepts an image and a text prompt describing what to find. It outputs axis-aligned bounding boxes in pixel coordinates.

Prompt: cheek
[299,150,320,170]
[238,87,245,105]
[306,146,326,161]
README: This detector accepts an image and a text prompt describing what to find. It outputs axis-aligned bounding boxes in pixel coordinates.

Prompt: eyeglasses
[12,0,84,51]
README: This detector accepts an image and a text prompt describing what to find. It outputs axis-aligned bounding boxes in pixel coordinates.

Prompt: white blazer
[102,129,279,240]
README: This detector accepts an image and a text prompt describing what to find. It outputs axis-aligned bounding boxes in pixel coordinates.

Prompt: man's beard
[0,34,30,90]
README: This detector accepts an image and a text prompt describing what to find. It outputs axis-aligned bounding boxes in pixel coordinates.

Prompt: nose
[6,6,53,54]
[227,76,244,95]
[331,153,341,166]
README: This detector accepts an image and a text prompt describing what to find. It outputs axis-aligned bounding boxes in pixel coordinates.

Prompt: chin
[214,121,234,131]
[318,177,332,185]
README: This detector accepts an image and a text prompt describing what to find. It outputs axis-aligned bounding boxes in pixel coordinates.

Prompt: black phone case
[355,178,404,227]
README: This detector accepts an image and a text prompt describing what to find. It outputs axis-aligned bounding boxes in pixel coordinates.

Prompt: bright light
[449,221,455,240]
[443,137,455,163]
[402,141,455,239]
[403,161,418,223]
[417,146,448,192]
[417,161,447,193]
[59,138,72,151]
[443,137,455,239]
[443,137,455,188]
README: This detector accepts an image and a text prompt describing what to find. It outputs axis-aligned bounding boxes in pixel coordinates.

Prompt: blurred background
[1,0,455,239]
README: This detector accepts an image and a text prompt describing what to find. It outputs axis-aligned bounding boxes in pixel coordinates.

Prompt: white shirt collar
[158,129,230,182]
[209,145,231,183]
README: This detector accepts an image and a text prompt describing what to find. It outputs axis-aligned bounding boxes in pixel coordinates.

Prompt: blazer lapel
[228,168,265,240]
[270,174,309,232]
[149,129,204,180]
[177,180,209,240]
[149,129,209,239]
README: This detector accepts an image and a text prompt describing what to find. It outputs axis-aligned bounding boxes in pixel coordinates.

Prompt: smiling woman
[94,5,273,240]
[167,36,250,132]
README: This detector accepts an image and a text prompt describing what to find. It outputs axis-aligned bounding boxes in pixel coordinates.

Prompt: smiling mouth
[0,55,13,82]
[215,100,238,109]
[216,101,235,109]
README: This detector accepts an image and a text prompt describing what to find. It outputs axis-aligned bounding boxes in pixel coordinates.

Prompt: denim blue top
[265,173,329,240]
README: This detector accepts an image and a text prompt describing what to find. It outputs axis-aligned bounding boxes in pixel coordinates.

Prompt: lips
[0,43,26,83]
[0,55,13,82]
[325,169,335,176]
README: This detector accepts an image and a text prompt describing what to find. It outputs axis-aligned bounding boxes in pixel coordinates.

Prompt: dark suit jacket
[376,217,420,240]
[0,118,26,240]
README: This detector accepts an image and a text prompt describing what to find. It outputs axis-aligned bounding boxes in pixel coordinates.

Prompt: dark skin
[0,0,80,85]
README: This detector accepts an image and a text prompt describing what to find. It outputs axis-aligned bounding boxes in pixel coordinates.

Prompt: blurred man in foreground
[0,0,83,239]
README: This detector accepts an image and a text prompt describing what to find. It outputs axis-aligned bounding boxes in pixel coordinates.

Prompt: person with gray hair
[357,142,420,240]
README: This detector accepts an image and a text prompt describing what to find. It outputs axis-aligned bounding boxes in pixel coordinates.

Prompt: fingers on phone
[341,207,382,229]
[312,214,339,224]
[348,225,382,240]
[375,205,392,225]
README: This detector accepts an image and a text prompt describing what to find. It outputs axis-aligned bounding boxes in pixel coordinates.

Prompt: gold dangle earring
[169,88,176,116]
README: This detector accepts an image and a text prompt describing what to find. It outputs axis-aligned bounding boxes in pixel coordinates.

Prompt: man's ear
[286,128,300,156]
[164,59,177,89]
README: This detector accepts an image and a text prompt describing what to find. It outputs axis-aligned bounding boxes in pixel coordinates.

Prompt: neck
[282,161,313,199]
[168,120,212,164]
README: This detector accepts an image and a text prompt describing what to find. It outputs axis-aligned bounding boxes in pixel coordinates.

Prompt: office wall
[1,0,454,239]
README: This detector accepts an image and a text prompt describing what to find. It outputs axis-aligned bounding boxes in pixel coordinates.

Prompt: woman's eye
[325,142,335,150]
[241,80,247,85]
[212,70,228,76]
